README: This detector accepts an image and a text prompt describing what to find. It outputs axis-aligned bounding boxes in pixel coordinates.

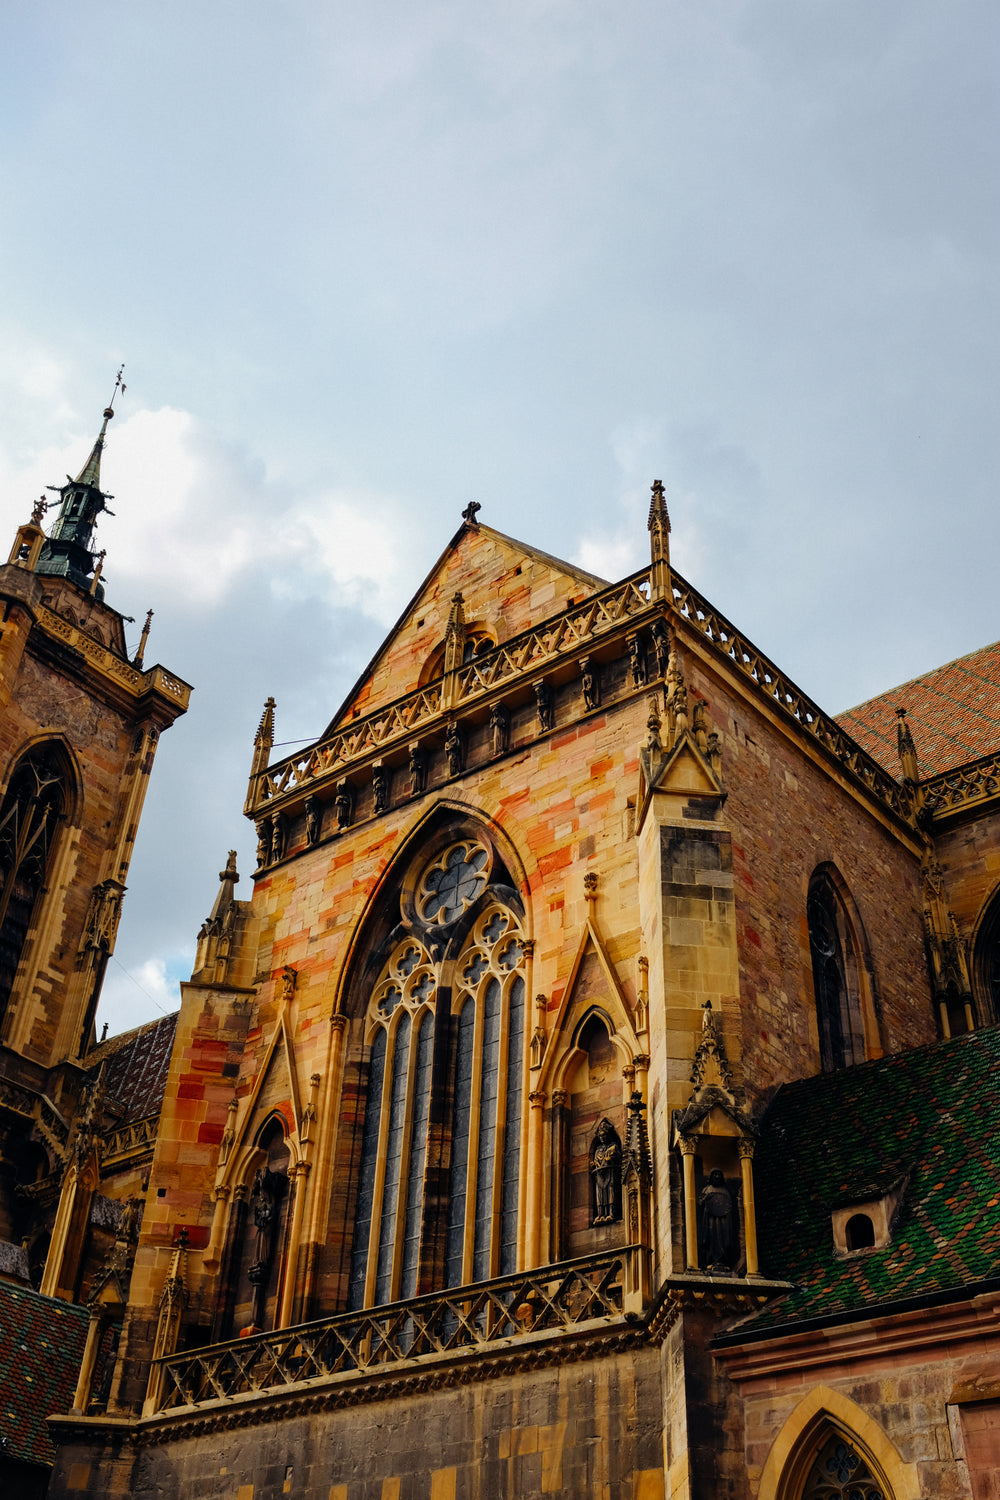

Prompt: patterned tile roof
[836,639,1000,777]
[745,1026,1000,1332]
[93,1012,177,1123]
[0,1283,89,1466]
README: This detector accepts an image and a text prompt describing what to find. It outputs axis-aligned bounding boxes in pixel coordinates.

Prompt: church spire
[36,369,126,595]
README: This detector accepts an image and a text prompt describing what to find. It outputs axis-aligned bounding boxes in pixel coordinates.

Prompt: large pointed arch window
[0,743,70,1018]
[800,1429,890,1498]
[347,838,527,1309]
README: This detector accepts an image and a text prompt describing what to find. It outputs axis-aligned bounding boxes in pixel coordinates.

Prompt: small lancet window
[807,871,865,1072]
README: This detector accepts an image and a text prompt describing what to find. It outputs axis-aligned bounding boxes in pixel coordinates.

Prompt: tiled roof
[836,639,1000,777]
[0,1283,89,1465]
[93,1012,177,1123]
[745,1026,1000,1332]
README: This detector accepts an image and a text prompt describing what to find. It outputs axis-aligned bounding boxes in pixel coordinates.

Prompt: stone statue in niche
[334,781,354,830]
[534,680,553,734]
[248,1167,286,1328]
[581,656,600,712]
[490,702,510,758]
[650,617,669,680]
[255,822,269,869]
[590,1119,623,1225]
[698,1168,737,1273]
[627,632,647,689]
[408,742,426,797]
[304,796,321,846]
[269,813,286,865]
[445,721,464,777]
[372,763,389,815]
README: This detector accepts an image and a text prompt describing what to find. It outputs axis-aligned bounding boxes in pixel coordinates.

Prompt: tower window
[0,743,70,1019]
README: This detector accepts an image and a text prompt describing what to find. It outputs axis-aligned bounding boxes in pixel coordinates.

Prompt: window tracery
[800,1431,887,1499]
[418,841,489,925]
[0,743,70,1017]
[347,878,527,1308]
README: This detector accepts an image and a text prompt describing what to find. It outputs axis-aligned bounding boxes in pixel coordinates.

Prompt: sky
[1,1,996,1035]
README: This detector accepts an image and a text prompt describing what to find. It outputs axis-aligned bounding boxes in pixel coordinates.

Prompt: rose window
[418,842,489,925]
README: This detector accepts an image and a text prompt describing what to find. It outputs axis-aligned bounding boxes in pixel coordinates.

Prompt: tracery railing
[152,1247,638,1413]
[922,750,1000,819]
[250,574,652,810]
[35,605,191,705]
[101,1114,158,1164]
[670,572,911,822]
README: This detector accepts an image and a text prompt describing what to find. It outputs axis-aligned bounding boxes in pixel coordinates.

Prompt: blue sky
[1,1,997,1032]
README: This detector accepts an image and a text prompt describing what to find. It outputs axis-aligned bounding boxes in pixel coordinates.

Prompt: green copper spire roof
[72,404,114,490]
[36,370,125,595]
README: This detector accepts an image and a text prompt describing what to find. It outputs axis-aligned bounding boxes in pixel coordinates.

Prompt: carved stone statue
[255,822,269,868]
[334,781,354,830]
[372,764,389,815]
[445,721,464,778]
[247,1167,284,1327]
[590,1119,623,1225]
[627,633,647,690]
[304,796,321,846]
[408,743,426,797]
[581,657,600,712]
[490,703,510,758]
[269,813,286,865]
[650,618,669,680]
[698,1168,737,1273]
[534,680,553,734]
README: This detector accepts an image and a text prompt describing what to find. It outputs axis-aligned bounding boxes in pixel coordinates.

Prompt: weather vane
[109,364,126,409]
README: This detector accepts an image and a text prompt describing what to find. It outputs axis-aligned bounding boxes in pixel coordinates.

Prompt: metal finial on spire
[109,364,126,409]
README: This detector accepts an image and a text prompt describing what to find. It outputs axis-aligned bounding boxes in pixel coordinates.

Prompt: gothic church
[1,404,998,1499]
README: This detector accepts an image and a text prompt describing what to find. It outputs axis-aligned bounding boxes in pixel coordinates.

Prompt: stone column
[679,1137,698,1270]
[738,1139,759,1277]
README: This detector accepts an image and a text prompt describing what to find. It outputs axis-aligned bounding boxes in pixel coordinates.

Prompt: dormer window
[831,1174,907,1257]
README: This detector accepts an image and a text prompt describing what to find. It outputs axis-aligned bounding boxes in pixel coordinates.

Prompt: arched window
[845,1213,875,1251]
[0,743,71,1018]
[800,1429,889,1498]
[347,837,527,1308]
[221,1116,291,1337]
[973,884,1000,1026]
[807,871,866,1072]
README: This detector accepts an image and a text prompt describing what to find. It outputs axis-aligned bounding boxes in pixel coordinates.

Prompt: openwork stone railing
[922,750,1000,819]
[250,574,652,811]
[101,1114,158,1165]
[153,1247,639,1414]
[670,572,911,822]
[37,605,191,706]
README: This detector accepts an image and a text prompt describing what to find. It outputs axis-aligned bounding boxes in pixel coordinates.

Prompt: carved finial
[280,966,297,1002]
[584,870,598,901]
[255,696,276,748]
[443,592,468,682]
[645,694,662,751]
[647,480,672,602]
[132,606,154,667]
[896,706,919,783]
[461,501,481,525]
[30,495,48,527]
[247,697,276,797]
[220,850,238,883]
[89,548,107,596]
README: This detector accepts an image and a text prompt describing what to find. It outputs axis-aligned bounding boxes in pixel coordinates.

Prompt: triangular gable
[323,519,607,736]
[538,915,640,1093]
[220,1009,303,1190]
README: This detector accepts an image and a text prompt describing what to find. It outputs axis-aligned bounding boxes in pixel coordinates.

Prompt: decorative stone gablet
[672,999,760,1278]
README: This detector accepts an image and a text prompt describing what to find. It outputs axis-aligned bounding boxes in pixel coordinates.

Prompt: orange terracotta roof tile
[837,640,1000,777]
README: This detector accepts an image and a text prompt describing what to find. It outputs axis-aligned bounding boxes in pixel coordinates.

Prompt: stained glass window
[419,842,489,925]
[801,1432,887,1499]
[347,1028,386,1311]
